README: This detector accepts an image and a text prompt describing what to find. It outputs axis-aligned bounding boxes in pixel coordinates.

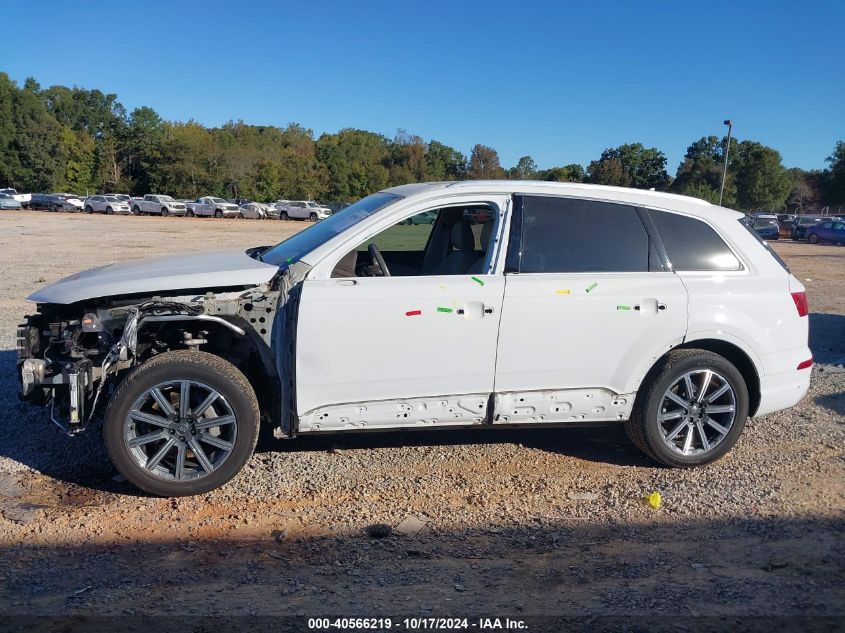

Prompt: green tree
[537,163,585,182]
[125,106,167,193]
[508,155,537,179]
[468,144,505,179]
[587,143,670,189]
[316,129,390,201]
[57,127,95,193]
[824,141,845,207]
[670,135,737,206]
[425,140,466,180]
[732,141,791,210]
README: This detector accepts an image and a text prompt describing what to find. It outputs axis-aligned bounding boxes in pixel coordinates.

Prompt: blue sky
[3,0,842,172]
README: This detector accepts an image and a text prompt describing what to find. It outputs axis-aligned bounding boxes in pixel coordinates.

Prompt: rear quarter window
[648,209,741,271]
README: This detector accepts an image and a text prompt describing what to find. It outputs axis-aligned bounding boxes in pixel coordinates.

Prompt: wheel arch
[131,318,282,430]
[655,338,761,416]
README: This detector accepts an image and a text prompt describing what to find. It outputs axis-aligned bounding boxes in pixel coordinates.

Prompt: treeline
[1,73,843,211]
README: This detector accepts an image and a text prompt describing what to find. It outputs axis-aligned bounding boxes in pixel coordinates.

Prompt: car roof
[383,180,743,221]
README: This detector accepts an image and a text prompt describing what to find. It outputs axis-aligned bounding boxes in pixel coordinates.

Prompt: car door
[493,195,689,424]
[294,196,510,432]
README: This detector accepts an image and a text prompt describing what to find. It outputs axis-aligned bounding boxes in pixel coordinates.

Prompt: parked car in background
[777,214,797,238]
[791,216,823,240]
[30,193,84,212]
[84,195,132,215]
[0,192,23,209]
[750,214,779,240]
[806,220,845,245]
[131,195,187,216]
[17,181,812,495]
[185,197,240,218]
[278,200,331,221]
[238,202,266,219]
[403,210,437,224]
[329,201,351,213]
[0,188,31,208]
[263,203,280,220]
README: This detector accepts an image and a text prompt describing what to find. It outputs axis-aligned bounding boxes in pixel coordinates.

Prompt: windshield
[160,195,175,201]
[306,202,321,208]
[260,192,402,266]
[105,196,119,202]
[212,197,227,204]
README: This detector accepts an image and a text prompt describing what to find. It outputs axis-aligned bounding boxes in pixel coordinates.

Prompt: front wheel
[161,207,170,217]
[214,210,223,218]
[84,205,94,214]
[103,350,260,496]
[280,211,288,220]
[809,234,819,244]
[186,210,194,217]
[309,212,318,222]
[132,206,141,215]
[624,349,749,468]
[106,207,114,215]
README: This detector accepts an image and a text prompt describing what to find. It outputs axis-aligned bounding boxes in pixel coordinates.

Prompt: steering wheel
[368,243,391,277]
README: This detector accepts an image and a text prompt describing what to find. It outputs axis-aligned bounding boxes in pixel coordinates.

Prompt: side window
[518,196,651,273]
[833,222,845,230]
[356,210,442,254]
[648,209,741,271]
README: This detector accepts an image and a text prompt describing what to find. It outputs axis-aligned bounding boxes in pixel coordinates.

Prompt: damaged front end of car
[17,286,286,435]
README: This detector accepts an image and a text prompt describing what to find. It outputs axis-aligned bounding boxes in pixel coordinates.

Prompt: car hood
[28,249,279,304]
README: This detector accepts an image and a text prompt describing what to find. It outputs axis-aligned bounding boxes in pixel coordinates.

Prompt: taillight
[791,291,808,317]
[797,358,813,370]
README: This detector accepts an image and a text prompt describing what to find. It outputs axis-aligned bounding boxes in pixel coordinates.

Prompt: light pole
[719,119,733,206]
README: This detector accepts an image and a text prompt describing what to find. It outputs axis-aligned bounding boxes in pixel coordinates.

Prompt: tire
[624,349,749,468]
[84,205,94,214]
[106,207,114,215]
[161,207,170,217]
[186,210,194,217]
[214,210,223,218]
[280,212,288,220]
[237,212,243,219]
[809,234,819,244]
[132,206,141,215]
[309,212,318,222]
[103,350,260,497]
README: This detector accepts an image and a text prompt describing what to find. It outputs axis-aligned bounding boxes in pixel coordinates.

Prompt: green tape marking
[437,307,453,313]
[286,257,293,264]
[586,282,598,293]
[617,305,631,311]
[471,276,485,287]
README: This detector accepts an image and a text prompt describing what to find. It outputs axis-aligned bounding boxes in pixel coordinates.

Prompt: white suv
[18,181,812,496]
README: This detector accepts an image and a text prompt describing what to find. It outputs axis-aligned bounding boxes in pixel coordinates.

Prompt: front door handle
[457,302,492,320]
[335,279,357,286]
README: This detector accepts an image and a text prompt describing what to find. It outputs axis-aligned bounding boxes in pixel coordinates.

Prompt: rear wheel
[103,351,260,496]
[809,233,819,244]
[624,350,749,468]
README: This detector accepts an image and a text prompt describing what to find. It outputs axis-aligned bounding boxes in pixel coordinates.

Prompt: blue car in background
[750,214,780,240]
[806,220,845,245]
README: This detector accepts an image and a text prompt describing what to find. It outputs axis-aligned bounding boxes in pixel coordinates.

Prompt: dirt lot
[0,210,843,625]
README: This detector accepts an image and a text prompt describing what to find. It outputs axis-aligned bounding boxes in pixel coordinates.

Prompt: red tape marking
[405,310,422,316]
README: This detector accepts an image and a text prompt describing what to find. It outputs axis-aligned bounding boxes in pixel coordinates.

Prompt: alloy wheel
[123,380,238,481]
[657,369,737,456]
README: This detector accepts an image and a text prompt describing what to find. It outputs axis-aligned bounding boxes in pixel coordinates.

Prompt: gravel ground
[0,210,842,619]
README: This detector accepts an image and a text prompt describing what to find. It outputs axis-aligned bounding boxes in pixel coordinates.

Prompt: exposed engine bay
[17,285,285,435]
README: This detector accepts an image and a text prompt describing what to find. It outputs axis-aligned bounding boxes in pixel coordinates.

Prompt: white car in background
[131,195,187,216]
[238,202,266,220]
[84,195,132,215]
[0,188,31,208]
[185,197,240,218]
[278,200,331,221]
[17,180,812,496]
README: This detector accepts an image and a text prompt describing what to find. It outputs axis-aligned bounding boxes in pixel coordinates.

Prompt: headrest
[451,221,475,252]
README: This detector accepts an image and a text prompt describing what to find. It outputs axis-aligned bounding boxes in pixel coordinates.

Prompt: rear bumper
[754,365,812,417]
